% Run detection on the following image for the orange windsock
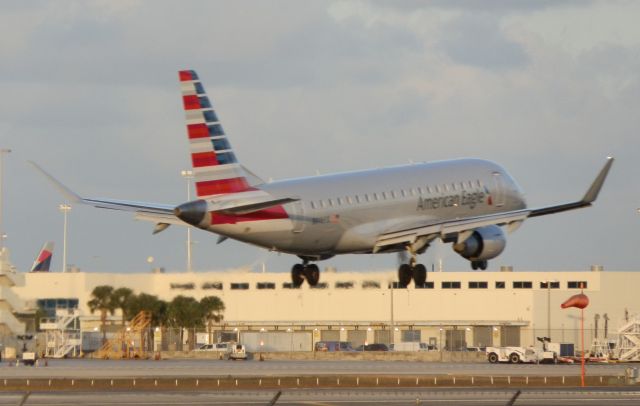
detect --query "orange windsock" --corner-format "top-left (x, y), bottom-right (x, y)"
top-left (561, 293), bottom-right (589, 309)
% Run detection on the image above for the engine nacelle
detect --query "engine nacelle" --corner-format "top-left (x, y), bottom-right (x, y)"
top-left (453, 225), bottom-right (506, 261)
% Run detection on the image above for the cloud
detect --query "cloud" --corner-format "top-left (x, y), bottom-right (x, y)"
top-left (1, 0), bottom-right (639, 274)
top-left (437, 14), bottom-right (530, 70)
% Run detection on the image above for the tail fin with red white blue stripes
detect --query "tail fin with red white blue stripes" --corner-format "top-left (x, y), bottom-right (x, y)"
top-left (179, 70), bottom-right (254, 199)
top-left (30, 241), bottom-right (54, 272)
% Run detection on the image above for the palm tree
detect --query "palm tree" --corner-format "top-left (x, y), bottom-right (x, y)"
top-left (112, 287), bottom-right (134, 326)
top-left (167, 295), bottom-right (204, 350)
top-left (128, 293), bottom-right (168, 327)
top-left (88, 285), bottom-right (116, 344)
top-left (200, 296), bottom-right (225, 344)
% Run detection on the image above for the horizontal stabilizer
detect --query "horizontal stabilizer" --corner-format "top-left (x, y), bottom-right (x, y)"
top-left (208, 196), bottom-right (298, 215)
top-left (30, 162), bottom-right (176, 215)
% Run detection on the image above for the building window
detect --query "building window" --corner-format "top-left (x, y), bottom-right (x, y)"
top-left (37, 298), bottom-right (79, 318)
top-left (310, 282), bottom-right (328, 289)
top-left (468, 281), bottom-right (488, 289)
top-left (170, 283), bottom-right (195, 290)
top-left (335, 281), bottom-right (354, 289)
top-left (513, 281), bottom-right (533, 289)
top-left (256, 282), bottom-right (275, 290)
top-left (415, 282), bottom-right (434, 289)
top-left (362, 281), bottom-right (380, 289)
top-left (540, 281), bottom-right (560, 289)
top-left (402, 330), bottom-right (421, 342)
top-left (230, 283), bottom-right (250, 290)
top-left (202, 282), bottom-right (223, 290)
top-left (495, 281), bottom-right (505, 289)
top-left (568, 281), bottom-right (588, 289)
top-left (282, 282), bottom-right (300, 289)
top-left (442, 281), bottom-right (461, 289)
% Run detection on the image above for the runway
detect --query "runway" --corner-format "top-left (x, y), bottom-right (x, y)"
top-left (0, 359), bottom-right (629, 379)
top-left (1, 388), bottom-right (640, 406)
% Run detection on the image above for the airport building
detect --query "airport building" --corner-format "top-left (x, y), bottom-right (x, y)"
top-left (2, 248), bottom-right (638, 354)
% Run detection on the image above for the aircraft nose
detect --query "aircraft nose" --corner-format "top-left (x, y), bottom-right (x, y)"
top-left (174, 199), bottom-right (207, 226)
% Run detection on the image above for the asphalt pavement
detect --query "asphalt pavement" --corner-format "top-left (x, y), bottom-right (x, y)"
top-left (1, 388), bottom-right (640, 406)
top-left (0, 359), bottom-right (630, 379)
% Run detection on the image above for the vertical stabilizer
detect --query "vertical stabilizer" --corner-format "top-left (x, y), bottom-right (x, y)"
top-left (30, 242), bottom-right (54, 272)
top-left (179, 70), bottom-right (253, 198)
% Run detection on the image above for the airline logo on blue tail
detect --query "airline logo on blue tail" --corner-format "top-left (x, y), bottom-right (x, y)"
top-left (179, 69), bottom-right (250, 197)
top-left (31, 242), bottom-right (54, 272)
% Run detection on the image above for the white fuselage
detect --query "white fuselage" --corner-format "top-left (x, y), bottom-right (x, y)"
top-left (201, 159), bottom-right (526, 257)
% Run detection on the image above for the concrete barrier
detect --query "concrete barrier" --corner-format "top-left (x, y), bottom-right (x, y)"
top-left (159, 350), bottom-right (486, 362)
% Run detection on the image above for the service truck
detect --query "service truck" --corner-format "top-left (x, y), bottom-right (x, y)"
top-left (486, 346), bottom-right (540, 364)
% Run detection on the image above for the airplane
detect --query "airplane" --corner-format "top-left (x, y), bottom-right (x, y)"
top-left (32, 70), bottom-right (614, 288)
top-left (30, 241), bottom-right (54, 272)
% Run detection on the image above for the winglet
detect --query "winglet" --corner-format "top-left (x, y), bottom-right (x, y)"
top-left (581, 156), bottom-right (614, 204)
top-left (29, 161), bottom-right (83, 203)
top-left (529, 156), bottom-right (615, 218)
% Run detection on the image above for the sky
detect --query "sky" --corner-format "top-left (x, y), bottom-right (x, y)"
top-left (1, 0), bottom-right (639, 275)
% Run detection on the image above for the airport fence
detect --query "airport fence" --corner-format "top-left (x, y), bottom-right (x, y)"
top-left (106, 326), bottom-right (615, 355)
top-left (14, 326), bottom-right (616, 357)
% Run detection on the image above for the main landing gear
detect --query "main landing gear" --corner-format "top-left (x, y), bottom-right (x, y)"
top-left (397, 248), bottom-right (427, 288)
top-left (291, 262), bottom-right (320, 287)
top-left (471, 260), bottom-right (488, 270)
top-left (398, 263), bottom-right (427, 288)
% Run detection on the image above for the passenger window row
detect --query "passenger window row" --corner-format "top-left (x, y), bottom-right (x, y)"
top-left (308, 179), bottom-right (485, 210)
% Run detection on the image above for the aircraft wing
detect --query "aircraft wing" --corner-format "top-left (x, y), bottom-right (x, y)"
top-left (31, 161), bottom-right (296, 219)
top-left (373, 211), bottom-right (530, 252)
top-left (374, 157), bottom-right (613, 251)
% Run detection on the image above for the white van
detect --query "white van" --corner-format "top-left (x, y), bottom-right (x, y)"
top-left (390, 342), bottom-right (432, 352)
top-left (229, 344), bottom-right (247, 360)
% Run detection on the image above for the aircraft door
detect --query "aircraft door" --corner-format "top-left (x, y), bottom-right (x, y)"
top-left (289, 201), bottom-right (305, 233)
top-left (492, 172), bottom-right (506, 207)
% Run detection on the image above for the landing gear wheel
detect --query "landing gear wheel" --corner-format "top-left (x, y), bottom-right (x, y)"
top-left (398, 264), bottom-right (412, 288)
top-left (303, 264), bottom-right (320, 286)
top-left (291, 264), bottom-right (304, 287)
top-left (412, 264), bottom-right (427, 286)
top-left (471, 260), bottom-right (488, 271)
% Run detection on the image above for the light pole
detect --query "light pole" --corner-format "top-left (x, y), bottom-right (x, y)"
top-left (0, 148), bottom-right (11, 251)
top-left (59, 204), bottom-right (72, 272)
top-left (181, 170), bottom-right (194, 272)
top-left (543, 279), bottom-right (558, 338)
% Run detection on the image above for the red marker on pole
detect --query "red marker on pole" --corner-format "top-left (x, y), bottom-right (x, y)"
top-left (561, 286), bottom-right (589, 387)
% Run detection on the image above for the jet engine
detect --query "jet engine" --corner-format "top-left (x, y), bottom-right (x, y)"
top-left (453, 225), bottom-right (506, 261)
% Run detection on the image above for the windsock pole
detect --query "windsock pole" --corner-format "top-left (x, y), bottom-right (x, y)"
top-left (581, 283), bottom-right (585, 387)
